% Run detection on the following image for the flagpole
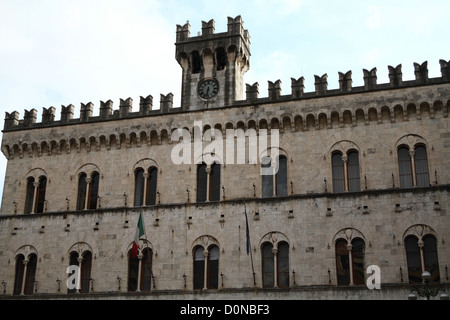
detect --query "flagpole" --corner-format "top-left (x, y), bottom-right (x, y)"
top-left (140, 209), bottom-right (154, 291)
top-left (142, 210), bottom-right (155, 291)
top-left (244, 204), bottom-right (256, 287)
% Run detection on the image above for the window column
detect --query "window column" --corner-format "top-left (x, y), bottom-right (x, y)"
top-left (417, 238), bottom-right (425, 274)
top-left (203, 249), bottom-right (209, 289)
top-left (76, 255), bottom-right (83, 293)
top-left (272, 247), bottom-right (279, 288)
top-left (19, 259), bottom-right (29, 295)
top-left (409, 150), bottom-right (417, 186)
top-left (136, 250), bottom-right (143, 292)
top-left (346, 242), bottom-right (354, 285)
top-left (142, 172), bottom-right (149, 206)
top-left (342, 155), bottom-right (349, 192)
top-left (205, 167), bottom-right (211, 202)
top-left (84, 178), bottom-right (91, 210)
top-left (31, 182), bottom-right (39, 214)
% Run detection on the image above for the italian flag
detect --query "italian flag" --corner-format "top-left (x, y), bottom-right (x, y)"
top-left (131, 212), bottom-right (145, 258)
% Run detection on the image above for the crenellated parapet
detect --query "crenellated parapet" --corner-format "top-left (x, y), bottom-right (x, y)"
top-left (175, 16), bottom-right (250, 77)
top-left (245, 59), bottom-right (450, 103)
top-left (3, 60), bottom-right (450, 133)
top-left (3, 93), bottom-right (176, 131)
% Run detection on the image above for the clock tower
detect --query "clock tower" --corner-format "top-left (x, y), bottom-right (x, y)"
top-left (175, 16), bottom-right (250, 110)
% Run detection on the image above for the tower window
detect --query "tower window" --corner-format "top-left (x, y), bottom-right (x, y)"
top-left (191, 51), bottom-right (202, 73)
top-left (216, 47), bottom-right (227, 70)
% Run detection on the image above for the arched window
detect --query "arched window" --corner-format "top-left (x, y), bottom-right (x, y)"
top-left (398, 146), bottom-right (413, 188)
top-left (261, 241), bottom-right (290, 288)
top-left (128, 246), bottom-right (152, 292)
top-left (414, 145), bottom-right (429, 187)
top-left (276, 156), bottom-right (288, 196)
top-left (347, 151), bottom-right (360, 192)
top-left (405, 234), bottom-right (440, 284)
top-left (405, 235), bottom-right (422, 284)
top-left (13, 253), bottom-right (37, 295)
top-left (423, 235), bottom-right (440, 283)
top-left (80, 251), bottom-right (92, 293)
top-left (193, 245), bottom-right (219, 289)
top-left (13, 254), bottom-right (25, 295)
top-left (24, 176), bottom-right (47, 214)
top-left (209, 163), bottom-right (221, 201)
top-left (216, 47), bottom-right (227, 71)
top-left (134, 167), bottom-right (158, 206)
top-left (277, 242), bottom-right (290, 288)
top-left (197, 162), bottom-right (221, 202)
top-left (191, 51), bottom-right (202, 73)
top-left (76, 172), bottom-right (100, 210)
top-left (332, 151), bottom-right (360, 193)
top-left (197, 163), bottom-right (207, 202)
top-left (335, 238), bottom-right (365, 285)
top-left (332, 153), bottom-right (345, 193)
top-left (147, 167), bottom-right (158, 205)
top-left (261, 155), bottom-right (287, 197)
top-left (262, 242), bottom-right (274, 288)
top-left (88, 173), bottom-right (99, 210)
top-left (207, 245), bottom-right (219, 289)
top-left (351, 238), bottom-right (365, 285)
top-left (76, 173), bottom-right (88, 210)
top-left (193, 246), bottom-right (205, 289)
top-left (24, 178), bottom-right (35, 214)
top-left (261, 157), bottom-right (273, 198)
top-left (134, 168), bottom-right (145, 206)
top-left (68, 250), bottom-right (92, 293)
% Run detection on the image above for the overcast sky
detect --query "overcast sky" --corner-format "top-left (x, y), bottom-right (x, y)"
top-left (0, 0), bottom-right (449, 208)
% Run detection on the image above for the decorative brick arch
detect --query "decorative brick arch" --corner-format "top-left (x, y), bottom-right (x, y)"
top-left (402, 224), bottom-right (437, 242)
top-left (395, 134), bottom-right (428, 150)
top-left (25, 168), bottom-right (47, 180)
top-left (191, 235), bottom-right (219, 252)
top-left (68, 242), bottom-right (93, 257)
top-left (133, 158), bottom-right (158, 171)
top-left (15, 244), bottom-right (38, 258)
top-left (76, 163), bottom-right (100, 178)
top-left (332, 227), bottom-right (366, 245)
top-left (329, 140), bottom-right (360, 157)
top-left (259, 231), bottom-right (290, 247)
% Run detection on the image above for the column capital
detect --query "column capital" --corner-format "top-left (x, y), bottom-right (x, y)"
top-left (417, 239), bottom-right (424, 248)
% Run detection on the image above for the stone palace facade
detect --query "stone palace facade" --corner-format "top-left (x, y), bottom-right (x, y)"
top-left (0, 16), bottom-right (449, 299)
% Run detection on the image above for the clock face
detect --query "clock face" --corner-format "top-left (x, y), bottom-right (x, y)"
top-left (197, 78), bottom-right (219, 100)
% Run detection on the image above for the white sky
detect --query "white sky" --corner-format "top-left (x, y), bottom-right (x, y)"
top-left (0, 0), bottom-right (449, 208)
